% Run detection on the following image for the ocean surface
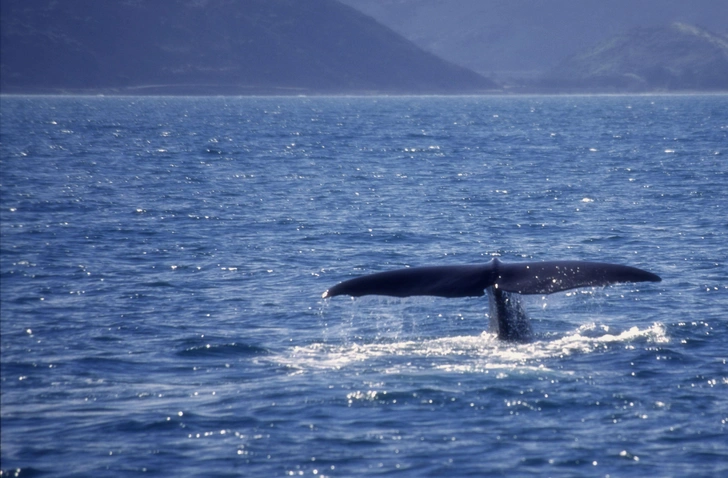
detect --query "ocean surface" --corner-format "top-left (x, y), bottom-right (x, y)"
top-left (1, 95), bottom-right (726, 477)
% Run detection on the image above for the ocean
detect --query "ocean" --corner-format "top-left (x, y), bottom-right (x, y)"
top-left (1, 95), bottom-right (726, 477)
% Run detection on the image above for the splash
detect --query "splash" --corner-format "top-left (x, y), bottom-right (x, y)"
top-left (276, 322), bottom-right (668, 374)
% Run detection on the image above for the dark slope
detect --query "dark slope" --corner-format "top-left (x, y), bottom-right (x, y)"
top-left (541, 23), bottom-right (728, 92)
top-left (341, 0), bottom-right (728, 85)
top-left (0, 0), bottom-right (496, 95)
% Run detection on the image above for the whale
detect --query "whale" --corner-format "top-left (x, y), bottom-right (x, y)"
top-left (322, 258), bottom-right (661, 341)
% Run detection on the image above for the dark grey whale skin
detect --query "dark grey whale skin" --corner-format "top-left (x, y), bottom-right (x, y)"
top-left (322, 258), bottom-right (661, 341)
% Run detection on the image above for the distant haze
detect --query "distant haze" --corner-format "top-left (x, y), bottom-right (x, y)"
top-left (340, 0), bottom-right (728, 81)
top-left (2, 0), bottom-right (726, 95)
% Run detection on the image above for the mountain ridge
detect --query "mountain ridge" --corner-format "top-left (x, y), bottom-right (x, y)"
top-left (540, 23), bottom-right (728, 92)
top-left (0, 0), bottom-right (497, 95)
top-left (340, 0), bottom-right (728, 88)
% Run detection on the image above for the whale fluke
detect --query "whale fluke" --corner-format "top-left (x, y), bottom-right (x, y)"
top-left (322, 258), bottom-right (661, 341)
top-left (322, 258), bottom-right (660, 299)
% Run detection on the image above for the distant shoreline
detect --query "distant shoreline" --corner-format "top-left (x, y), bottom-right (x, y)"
top-left (2, 88), bottom-right (727, 97)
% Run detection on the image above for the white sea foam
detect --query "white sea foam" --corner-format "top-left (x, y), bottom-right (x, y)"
top-left (277, 322), bottom-right (668, 374)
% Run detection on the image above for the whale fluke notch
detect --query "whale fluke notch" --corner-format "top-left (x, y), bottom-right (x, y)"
top-left (322, 258), bottom-right (660, 299)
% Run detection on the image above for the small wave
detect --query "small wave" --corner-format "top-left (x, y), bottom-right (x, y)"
top-left (178, 342), bottom-right (269, 358)
top-left (141, 280), bottom-right (175, 287)
top-left (0, 467), bottom-right (45, 477)
top-left (276, 323), bottom-right (668, 374)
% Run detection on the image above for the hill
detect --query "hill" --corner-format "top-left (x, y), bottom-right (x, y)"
top-left (541, 23), bottom-right (728, 92)
top-left (0, 0), bottom-right (496, 95)
top-left (340, 0), bottom-right (728, 87)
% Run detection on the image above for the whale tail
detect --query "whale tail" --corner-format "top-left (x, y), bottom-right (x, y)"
top-left (322, 258), bottom-right (661, 342)
top-left (322, 258), bottom-right (661, 299)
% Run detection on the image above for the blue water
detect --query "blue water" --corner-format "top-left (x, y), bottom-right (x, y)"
top-left (1, 95), bottom-right (727, 477)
